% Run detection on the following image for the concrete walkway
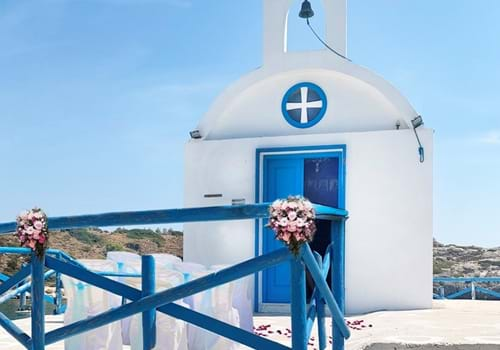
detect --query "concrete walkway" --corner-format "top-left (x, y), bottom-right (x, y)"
top-left (254, 300), bottom-right (500, 349)
top-left (345, 300), bottom-right (500, 350)
top-left (2, 300), bottom-right (500, 349)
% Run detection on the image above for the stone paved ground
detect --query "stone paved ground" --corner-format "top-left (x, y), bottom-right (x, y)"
top-left (2, 300), bottom-right (500, 349)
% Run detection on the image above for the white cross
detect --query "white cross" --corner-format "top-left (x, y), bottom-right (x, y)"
top-left (286, 87), bottom-right (323, 124)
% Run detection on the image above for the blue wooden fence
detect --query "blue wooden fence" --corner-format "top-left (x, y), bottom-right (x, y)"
top-left (0, 203), bottom-right (350, 350)
top-left (433, 277), bottom-right (500, 300)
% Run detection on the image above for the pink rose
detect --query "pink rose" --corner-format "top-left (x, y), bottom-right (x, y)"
top-left (34, 221), bottom-right (43, 230)
top-left (287, 210), bottom-right (297, 220)
top-left (287, 222), bottom-right (297, 232)
top-left (279, 218), bottom-right (288, 227)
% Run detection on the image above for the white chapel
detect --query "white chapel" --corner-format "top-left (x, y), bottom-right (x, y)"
top-left (183, 0), bottom-right (433, 314)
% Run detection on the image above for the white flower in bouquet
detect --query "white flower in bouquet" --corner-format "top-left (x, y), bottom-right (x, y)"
top-left (267, 196), bottom-right (316, 256)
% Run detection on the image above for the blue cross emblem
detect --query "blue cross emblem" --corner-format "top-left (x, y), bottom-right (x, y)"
top-left (281, 82), bottom-right (327, 128)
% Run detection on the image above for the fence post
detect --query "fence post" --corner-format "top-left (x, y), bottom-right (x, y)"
top-left (142, 255), bottom-right (156, 350)
top-left (439, 286), bottom-right (445, 299)
top-left (18, 290), bottom-right (27, 311)
top-left (54, 252), bottom-right (63, 314)
top-left (314, 253), bottom-right (327, 350)
top-left (471, 282), bottom-right (476, 300)
top-left (331, 219), bottom-right (346, 350)
top-left (117, 262), bottom-right (127, 306)
top-left (31, 252), bottom-right (45, 350)
top-left (291, 256), bottom-right (307, 350)
top-left (17, 263), bottom-right (28, 311)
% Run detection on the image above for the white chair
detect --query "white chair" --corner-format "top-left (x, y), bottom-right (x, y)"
top-left (211, 265), bottom-right (253, 332)
top-left (172, 263), bottom-right (214, 349)
top-left (61, 259), bottom-right (122, 350)
top-left (173, 262), bottom-right (206, 284)
top-left (183, 268), bottom-right (240, 350)
top-left (106, 251), bottom-right (141, 345)
top-left (207, 266), bottom-right (243, 350)
top-left (107, 251), bottom-right (141, 273)
top-left (151, 253), bottom-right (182, 268)
top-left (172, 262), bottom-right (207, 315)
top-left (107, 251), bottom-right (141, 278)
top-left (233, 277), bottom-right (253, 332)
top-left (186, 270), bottom-right (219, 350)
top-left (61, 276), bottom-right (86, 350)
top-left (128, 265), bottom-right (189, 350)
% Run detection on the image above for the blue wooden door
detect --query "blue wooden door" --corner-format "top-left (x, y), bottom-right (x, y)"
top-left (262, 157), bottom-right (303, 303)
top-left (262, 153), bottom-right (342, 304)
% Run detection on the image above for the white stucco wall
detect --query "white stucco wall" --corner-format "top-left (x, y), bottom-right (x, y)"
top-left (184, 128), bottom-right (433, 314)
top-left (197, 61), bottom-right (420, 141)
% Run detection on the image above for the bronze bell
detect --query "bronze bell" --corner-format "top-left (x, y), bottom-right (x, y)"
top-left (299, 0), bottom-right (314, 19)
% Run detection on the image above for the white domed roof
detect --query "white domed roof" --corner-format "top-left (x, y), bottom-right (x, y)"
top-left (195, 0), bottom-right (418, 140)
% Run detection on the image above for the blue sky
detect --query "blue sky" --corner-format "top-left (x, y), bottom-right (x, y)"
top-left (0, 1), bottom-right (499, 247)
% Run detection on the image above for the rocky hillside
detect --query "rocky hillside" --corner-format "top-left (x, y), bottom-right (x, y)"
top-left (0, 227), bottom-right (183, 276)
top-left (434, 239), bottom-right (500, 300)
top-left (433, 239), bottom-right (500, 277)
top-left (1, 232), bottom-right (498, 280)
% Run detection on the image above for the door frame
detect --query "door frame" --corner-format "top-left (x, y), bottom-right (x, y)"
top-left (254, 144), bottom-right (347, 313)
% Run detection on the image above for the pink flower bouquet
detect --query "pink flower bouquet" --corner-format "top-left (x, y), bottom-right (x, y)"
top-left (16, 208), bottom-right (49, 257)
top-left (267, 196), bottom-right (316, 256)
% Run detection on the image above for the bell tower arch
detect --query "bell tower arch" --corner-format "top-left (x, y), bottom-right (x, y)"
top-left (263, 0), bottom-right (347, 64)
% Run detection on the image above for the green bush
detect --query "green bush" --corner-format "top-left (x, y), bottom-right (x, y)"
top-left (115, 228), bottom-right (165, 246)
top-left (166, 229), bottom-right (183, 236)
top-left (105, 243), bottom-right (123, 252)
top-left (125, 242), bottom-right (141, 251)
top-left (67, 228), bottom-right (103, 245)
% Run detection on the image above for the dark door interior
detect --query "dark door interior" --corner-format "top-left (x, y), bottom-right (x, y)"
top-left (303, 157), bottom-right (340, 300)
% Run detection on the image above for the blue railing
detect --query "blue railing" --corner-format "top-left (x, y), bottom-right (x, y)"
top-left (0, 248), bottom-right (141, 314)
top-left (433, 277), bottom-right (500, 300)
top-left (0, 203), bottom-right (350, 350)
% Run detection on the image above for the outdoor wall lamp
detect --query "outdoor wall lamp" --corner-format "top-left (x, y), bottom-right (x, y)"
top-left (411, 116), bottom-right (425, 163)
top-left (189, 130), bottom-right (202, 139)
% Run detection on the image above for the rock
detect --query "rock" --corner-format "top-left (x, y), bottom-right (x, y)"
top-left (434, 240), bottom-right (500, 299)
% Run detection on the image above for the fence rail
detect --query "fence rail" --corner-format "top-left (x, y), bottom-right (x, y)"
top-left (0, 204), bottom-right (348, 234)
top-left (0, 203), bottom-right (350, 350)
top-left (433, 277), bottom-right (500, 300)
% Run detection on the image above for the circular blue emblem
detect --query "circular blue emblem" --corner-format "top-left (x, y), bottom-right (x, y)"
top-left (281, 82), bottom-right (327, 128)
